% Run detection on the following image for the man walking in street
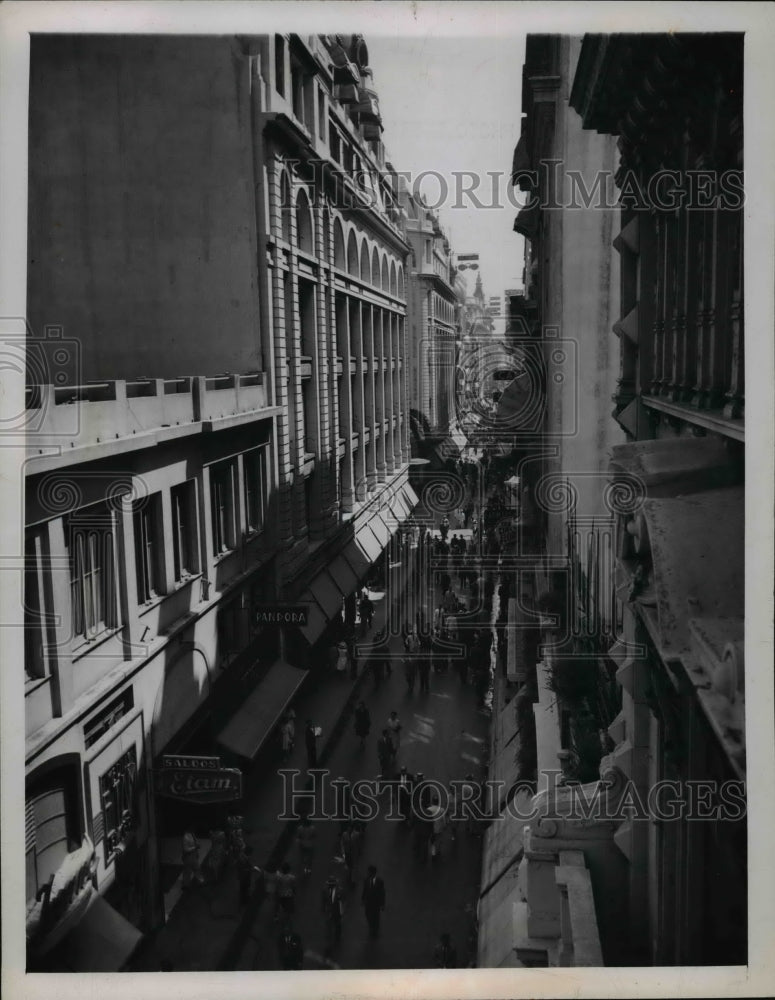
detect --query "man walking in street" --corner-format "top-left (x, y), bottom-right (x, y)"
top-left (433, 931), bottom-right (458, 968)
top-left (275, 861), bottom-right (298, 926)
top-left (296, 816), bottom-right (316, 876)
top-left (321, 875), bottom-right (345, 957)
top-left (395, 765), bottom-right (414, 825)
top-left (277, 926), bottom-right (304, 970)
top-left (377, 728), bottom-right (394, 778)
top-left (386, 710), bottom-right (402, 760)
top-left (361, 864), bottom-right (386, 939)
top-left (354, 700), bottom-right (371, 748)
top-left (236, 846), bottom-right (263, 906)
top-left (305, 719), bottom-right (319, 769)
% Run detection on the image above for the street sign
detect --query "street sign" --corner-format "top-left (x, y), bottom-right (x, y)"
top-left (254, 604), bottom-right (310, 625)
top-left (161, 754), bottom-right (221, 771)
top-left (156, 767), bottom-right (243, 803)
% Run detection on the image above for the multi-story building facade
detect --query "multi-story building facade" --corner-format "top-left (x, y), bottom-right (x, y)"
top-left (22, 32), bottom-right (417, 969)
top-left (399, 189), bottom-right (460, 461)
top-left (478, 33), bottom-right (746, 970)
top-left (253, 33), bottom-right (416, 648)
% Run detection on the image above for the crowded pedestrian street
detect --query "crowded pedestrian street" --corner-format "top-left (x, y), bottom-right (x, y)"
top-left (235, 632), bottom-right (490, 970)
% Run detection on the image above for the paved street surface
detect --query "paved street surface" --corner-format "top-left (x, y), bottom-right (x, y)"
top-left (234, 627), bottom-right (489, 971)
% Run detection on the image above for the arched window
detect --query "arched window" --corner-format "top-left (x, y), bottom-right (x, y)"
top-left (280, 171), bottom-right (292, 243)
top-left (371, 247), bottom-right (380, 288)
top-left (381, 256), bottom-right (389, 292)
top-left (295, 188), bottom-right (313, 254)
top-left (333, 217), bottom-right (346, 270)
top-left (398, 265), bottom-right (405, 299)
top-left (390, 261), bottom-right (397, 296)
top-left (347, 230), bottom-right (359, 275)
top-left (360, 241), bottom-right (371, 283)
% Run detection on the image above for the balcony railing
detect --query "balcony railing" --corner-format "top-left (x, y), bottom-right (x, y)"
top-left (26, 373), bottom-right (268, 456)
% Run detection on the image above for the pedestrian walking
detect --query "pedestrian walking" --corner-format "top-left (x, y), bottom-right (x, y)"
top-left (305, 719), bottom-right (320, 768)
top-left (339, 822), bottom-right (361, 887)
top-left (403, 656), bottom-right (416, 694)
top-left (418, 654), bottom-right (431, 693)
top-left (429, 797), bottom-right (447, 860)
top-left (236, 846), bottom-right (263, 905)
top-left (361, 865), bottom-right (386, 939)
top-left (321, 875), bottom-right (345, 955)
top-left (386, 710), bottom-right (402, 758)
top-left (433, 931), bottom-right (458, 968)
top-left (377, 729), bottom-right (394, 778)
top-left (280, 710), bottom-right (295, 760)
top-left (395, 765), bottom-right (414, 825)
top-left (296, 816), bottom-right (316, 875)
top-left (203, 827), bottom-right (227, 882)
top-left (358, 593), bottom-right (374, 633)
top-left (181, 830), bottom-right (204, 888)
top-left (277, 927), bottom-right (304, 970)
top-left (440, 516), bottom-right (450, 542)
top-left (354, 700), bottom-right (371, 748)
top-left (275, 861), bottom-right (297, 926)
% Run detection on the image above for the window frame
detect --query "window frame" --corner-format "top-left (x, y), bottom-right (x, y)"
top-left (242, 447), bottom-right (267, 537)
top-left (210, 460), bottom-right (237, 557)
top-left (133, 493), bottom-right (164, 606)
top-left (171, 480), bottom-right (200, 583)
top-left (68, 505), bottom-right (119, 645)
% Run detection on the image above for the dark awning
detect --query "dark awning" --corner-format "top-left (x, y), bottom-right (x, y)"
top-left (57, 895), bottom-right (142, 971)
top-left (513, 202), bottom-right (539, 240)
top-left (510, 133), bottom-right (532, 189)
top-left (216, 659), bottom-right (306, 760)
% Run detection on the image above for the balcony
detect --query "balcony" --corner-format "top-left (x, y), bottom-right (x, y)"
top-left (26, 372), bottom-right (270, 463)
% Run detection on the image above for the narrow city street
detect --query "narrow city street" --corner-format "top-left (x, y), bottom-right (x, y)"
top-left (235, 650), bottom-right (489, 970)
top-left (231, 488), bottom-right (495, 971)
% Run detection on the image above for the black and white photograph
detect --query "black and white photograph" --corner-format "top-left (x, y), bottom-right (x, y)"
top-left (1, 3), bottom-right (773, 999)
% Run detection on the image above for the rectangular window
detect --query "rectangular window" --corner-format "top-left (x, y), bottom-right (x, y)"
top-left (329, 121), bottom-right (341, 163)
top-left (425, 240), bottom-right (432, 264)
top-left (100, 745), bottom-right (137, 867)
top-left (133, 494), bottom-right (163, 604)
top-left (171, 481), bottom-right (199, 582)
top-left (25, 532), bottom-right (46, 681)
top-left (210, 461), bottom-right (236, 555)
top-left (243, 448), bottom-right (267, 535)
top-left (291, 63), bottom-right (304, 123)
top-left (274, 35), bottom-right (285, 96)
top-left (69, 506), bottom-right (118, 642)
top-left (317, 85), bottom-right (326, 140)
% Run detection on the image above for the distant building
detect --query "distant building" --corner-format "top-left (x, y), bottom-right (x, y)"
top-left (398, 187), bottom-right (461, 461)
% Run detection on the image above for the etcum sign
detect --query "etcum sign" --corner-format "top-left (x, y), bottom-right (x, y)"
top-left (254, 604), bottom-right (310, 625)
top-left (156, 767), bottom-right (243, 804)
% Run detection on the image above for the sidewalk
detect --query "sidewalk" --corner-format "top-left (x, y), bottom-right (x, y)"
top-left (128, 590), bottom-right (391, 972)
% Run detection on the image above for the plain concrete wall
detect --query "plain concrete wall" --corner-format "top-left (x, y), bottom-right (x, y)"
top-left (28, 35), bottom-right (262, 383)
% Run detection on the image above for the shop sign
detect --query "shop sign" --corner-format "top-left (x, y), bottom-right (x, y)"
top-left (156, 767), bottom-right (243, 804)
top-left (254, 604), bottom-right (310, 625)
top-left (161, 754), bottom-right (221, 771)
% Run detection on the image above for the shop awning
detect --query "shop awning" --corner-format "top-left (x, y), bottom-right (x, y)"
top-left (57, 895), bottom-right (142, 971)
top-left (296, 490), bottom-right (418, 645)
top-left (216, 659), bottom-right (307, 760)
top-left (354, 520), bottom-right (383, 563)
top-left (307, 568), bottom-right (345, 621)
